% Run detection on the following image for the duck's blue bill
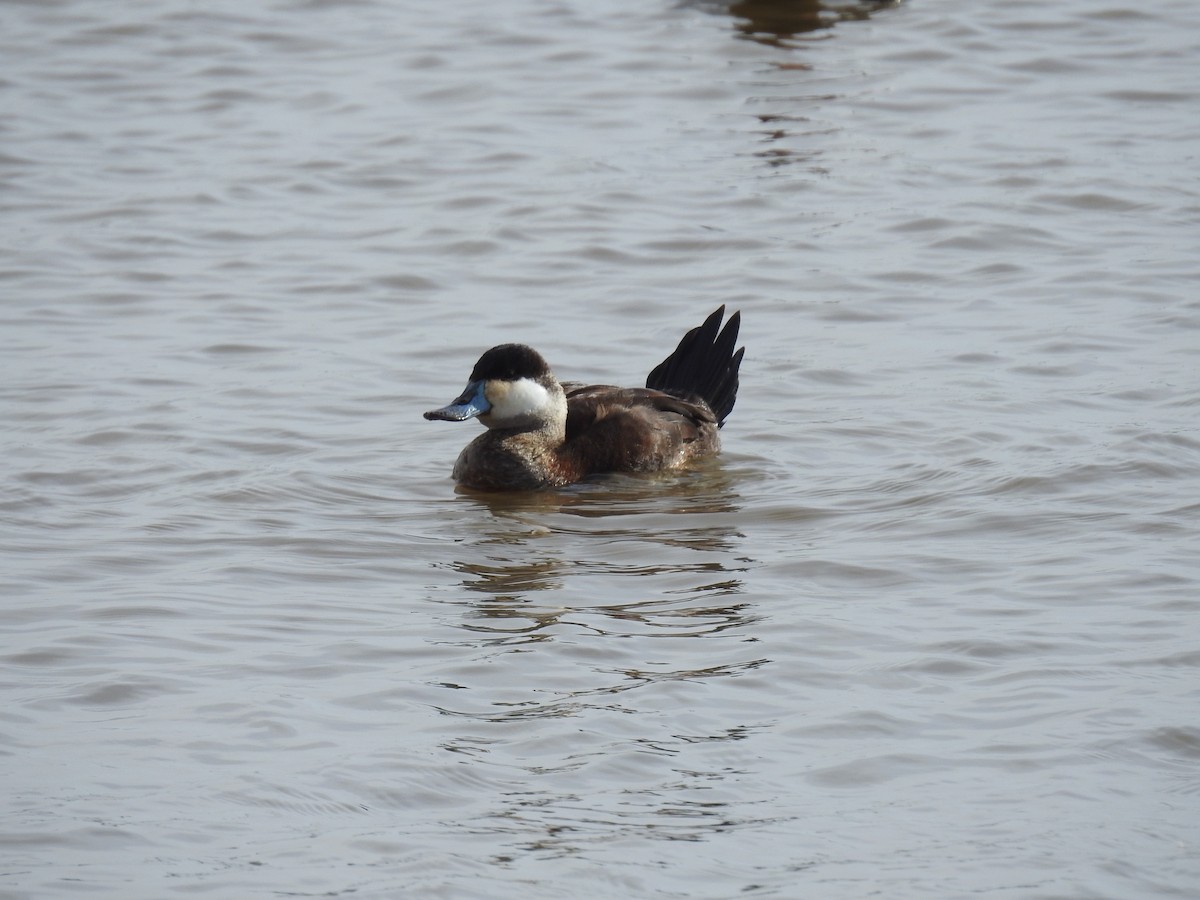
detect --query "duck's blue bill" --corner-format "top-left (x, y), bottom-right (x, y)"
top-left (424, 380), bottom-right (490, 421)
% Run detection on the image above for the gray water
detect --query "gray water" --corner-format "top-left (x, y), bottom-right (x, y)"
top-left (3, 0), bottom-right (1199, 897)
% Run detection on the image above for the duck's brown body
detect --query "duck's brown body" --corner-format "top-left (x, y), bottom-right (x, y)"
top-left (425, 307), bottom-right (743, 491)
top-left (449, 384), bottom-right (723, 490)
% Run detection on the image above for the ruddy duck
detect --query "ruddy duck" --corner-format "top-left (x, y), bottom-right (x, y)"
top-left (424, 306), bottom-right (744, 491)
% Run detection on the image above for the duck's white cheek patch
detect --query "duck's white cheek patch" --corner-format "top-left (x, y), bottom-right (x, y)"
top-left (487, 378), bottom-right (551, 420)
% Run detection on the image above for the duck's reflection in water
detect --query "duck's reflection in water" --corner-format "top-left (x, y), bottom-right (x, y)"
top-left (444, 464), bottom-right (756, 643)
top-left (436, 463), bottom-right (764, 668)
top-left (685, 0), bottom-right (899, 48)
top-left (429, 466), bottom-right (781, 851)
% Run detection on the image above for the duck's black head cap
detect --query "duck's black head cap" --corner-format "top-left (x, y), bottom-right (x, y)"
top-left (469, 343), bottom-right (552, 382)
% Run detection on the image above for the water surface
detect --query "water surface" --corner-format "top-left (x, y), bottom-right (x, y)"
top-left (2, 0), bottom-right (1199, 897)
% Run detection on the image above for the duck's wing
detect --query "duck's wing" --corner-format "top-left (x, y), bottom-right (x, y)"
top-left (564, 385), bottom-right (716, 443)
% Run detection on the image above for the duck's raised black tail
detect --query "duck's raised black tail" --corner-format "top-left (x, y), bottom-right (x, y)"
top-left (645, 306), bottom-right (744, 428)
